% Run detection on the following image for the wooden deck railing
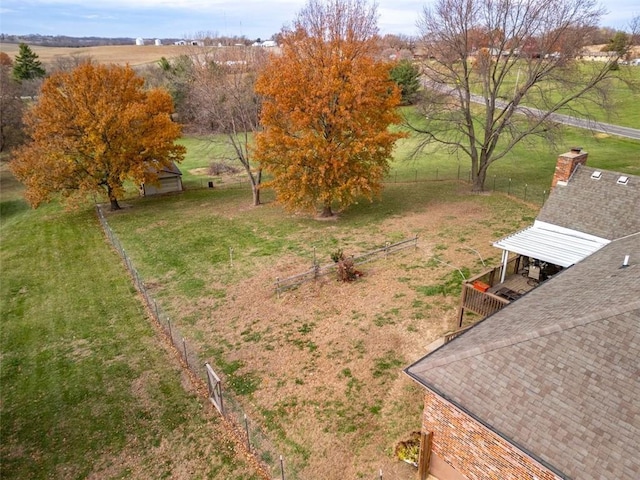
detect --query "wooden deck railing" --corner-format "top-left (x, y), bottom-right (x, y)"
top-left (443, 324), bottom-right (475, 343)
top-left (456, 257), bottom-right (521, 327)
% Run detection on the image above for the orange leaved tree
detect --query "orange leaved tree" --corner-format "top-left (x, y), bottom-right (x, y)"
top-left (254, 0), bottom-right (405, 217)
top-left (10, 63), bottom-right (185, 210)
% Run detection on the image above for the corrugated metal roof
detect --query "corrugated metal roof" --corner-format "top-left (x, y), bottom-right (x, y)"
top-left (493, 220), bottom-right (610, 267)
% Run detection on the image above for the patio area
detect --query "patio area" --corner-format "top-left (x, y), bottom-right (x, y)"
top-left (456, 255), bottom-right (561, 327)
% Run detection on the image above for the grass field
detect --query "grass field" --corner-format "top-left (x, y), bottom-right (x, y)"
top-left (0, 163), bottom-right (262, 480)
top-left (0, 42), bottom-right (196, 67)
top-left (181, 124), bottom-right (640, 204)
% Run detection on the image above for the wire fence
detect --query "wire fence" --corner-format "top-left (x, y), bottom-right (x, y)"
top-left (96, 205), bottom-right (293, 480)
top-left (188, 166), bottom-right (550, 206)
top-left (385, 166), bottom-right (549, 206)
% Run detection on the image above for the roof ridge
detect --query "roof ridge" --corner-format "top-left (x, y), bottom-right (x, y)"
top-left (423, 300), bottom-right (640, 369)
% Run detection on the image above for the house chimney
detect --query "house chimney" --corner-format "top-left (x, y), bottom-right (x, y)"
top-left (551, 147), bottom-right (588, 188)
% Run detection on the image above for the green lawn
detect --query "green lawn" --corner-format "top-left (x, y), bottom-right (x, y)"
top-left (0, 164), bottom-right (260, 480)
top-left (471, 61), bottom-right (640, 129)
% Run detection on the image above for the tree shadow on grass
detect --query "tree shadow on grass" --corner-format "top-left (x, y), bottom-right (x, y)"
top-left (0, 199), bottom-right (29, 222)
top-left (338, 180), bottom-right (467, 225)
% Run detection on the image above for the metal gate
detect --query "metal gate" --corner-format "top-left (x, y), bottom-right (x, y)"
top-left (204, 363), bottom-right (224, 415)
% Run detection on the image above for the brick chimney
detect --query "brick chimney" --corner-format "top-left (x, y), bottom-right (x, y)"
top-left (551, 147), bottom-right (588, 188)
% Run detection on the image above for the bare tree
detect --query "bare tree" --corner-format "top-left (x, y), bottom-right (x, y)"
top-left (411, 0), bottom-right (638, 191)
top-left (187, 47), bottom-right (265, 205)
top-left (48, 53), bottom-right (93, 73)
top-left (0, 60), bottom-right (24, 152)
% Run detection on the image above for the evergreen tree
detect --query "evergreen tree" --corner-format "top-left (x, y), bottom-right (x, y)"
top-left (390, 60), bottom-right (421, 105)
top-left (12, 43), bottom-right (46, 82)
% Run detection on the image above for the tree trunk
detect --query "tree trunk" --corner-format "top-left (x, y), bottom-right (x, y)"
top-left (252, 185), bottom-right (261, 206)
top-left (472, 174), bottom-right (486, 192)
top-left (107, 185), bottom-right (121, 211)
top-left (472, 162), bottom-right (489, 192)
top-left (320, 203), bottom-right (333, 217)
top-left (251, 169), bottom-right (262, 206)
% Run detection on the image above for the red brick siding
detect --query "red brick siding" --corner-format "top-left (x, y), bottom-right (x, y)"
top-left (422, 390), bottom-right (563, 480)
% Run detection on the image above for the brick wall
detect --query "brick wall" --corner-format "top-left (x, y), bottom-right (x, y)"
top-left (551, 149), bottom-right (588, 188)
top-left (422, 390), bottom-right (563, 480)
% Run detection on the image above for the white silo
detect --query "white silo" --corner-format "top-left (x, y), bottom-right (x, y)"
top-left (135, 37), bottom-right (145, 46)
top-left (155, 39), bottom-right (162, 46)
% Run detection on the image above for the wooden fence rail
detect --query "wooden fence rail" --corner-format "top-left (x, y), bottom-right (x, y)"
top-left (275, 236), bottom-right (419, 295)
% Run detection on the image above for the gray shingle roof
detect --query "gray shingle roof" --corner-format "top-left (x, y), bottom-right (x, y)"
top-left (406, 234), bottom-right (640, 480)
top-left (538, 165), bottom-right (640, 240)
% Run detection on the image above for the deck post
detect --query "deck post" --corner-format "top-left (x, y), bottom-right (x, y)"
top-left (418, 431), bottom-right (433, 480)
top-left (500, 249), bottom-right (509, 283)
top-left (457, 284), bottom-right (468, 327)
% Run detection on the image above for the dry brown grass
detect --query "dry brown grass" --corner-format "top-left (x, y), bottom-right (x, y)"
top-left (0, 42), bottom-right (195, 67)
top-left (116, 182), bottom-right (537, 479)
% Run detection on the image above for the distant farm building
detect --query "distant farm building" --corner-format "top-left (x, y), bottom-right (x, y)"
top-left (155, 39), bottom-right (162, 46)
top-left (140, 163), bottom-right (183, 196)
top-left (135, 38), bottom-right (144, 46)
top-left (174, 40), bottom-right (204, 47)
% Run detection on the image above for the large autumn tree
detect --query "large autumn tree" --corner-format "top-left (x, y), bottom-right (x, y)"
top-left (10, 63), bottom-right (185, 210)
top-left (254, 0), bottom-right (404, 217)
top-left (412, 0), bottom-right (638, 191)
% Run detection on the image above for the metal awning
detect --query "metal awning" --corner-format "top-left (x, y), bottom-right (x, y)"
top-left (493, 220), bottom-right (610, 268)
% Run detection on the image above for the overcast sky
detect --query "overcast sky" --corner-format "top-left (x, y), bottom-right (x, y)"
top-left (1, 0), bottom-right (637, 40)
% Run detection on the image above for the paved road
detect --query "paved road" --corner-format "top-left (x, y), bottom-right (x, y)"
top-left (471, 93), bottom-right (640, 140)
top-left (427, 81), bottom-right (640, 140)
top-left (541, 111), bottom-right (640, 140)
top-left (492, 97), bottom-right (640, 141)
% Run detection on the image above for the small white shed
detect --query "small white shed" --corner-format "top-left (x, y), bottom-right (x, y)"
top-left (141, 163), bottom-right (183, 196)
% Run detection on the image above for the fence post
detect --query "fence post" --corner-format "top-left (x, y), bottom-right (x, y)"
top-left (508, 178), bottom-right (512, 196)
top-left (244, 414), bottom-right (251, 450)
top-left (167, 318), bottom-right (173, 341)
top-left (313, 247), bottom-right (319, 279)
top-left (542, 190), bottom-right (547, 205)
top-left (280, 455), bottom-right (285, 480)
top-left (524, 183), bottom-right (528, 201)
top-left (182, 337), bottom-right (188, 367)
